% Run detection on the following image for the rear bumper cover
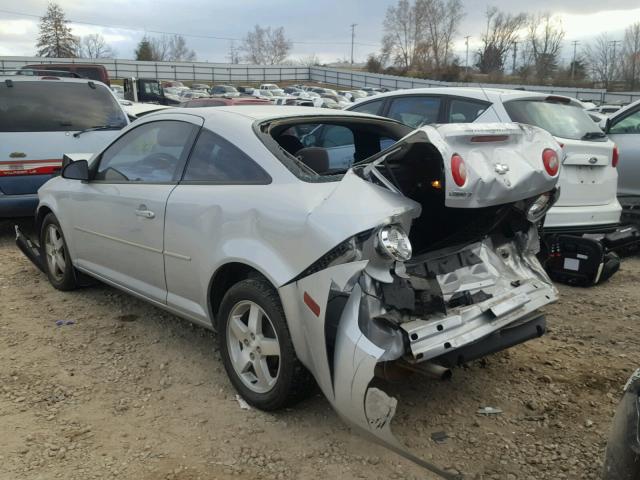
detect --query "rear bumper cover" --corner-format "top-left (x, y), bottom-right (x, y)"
top-left (543, 200), bottom-right (621, 231)
top-left (0, 194), bottom-right (39, 218)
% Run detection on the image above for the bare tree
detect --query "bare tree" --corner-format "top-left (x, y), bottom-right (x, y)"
top-left (476, 7), bottom-right (527, 74)
top-left (79, 33), bottom-right (115, 59)
top-left (381, 0), bottom-right (422, 70)
top-left (144, 35), bottom-right (195, 62)
top-left (420, 0), bottom-right (465, 71)
top-left (168, 35), bottom-right (196, 61)
top-left (621, 22), bottom-right (640, 90)
top-left (526, 13), bottom-right (564, 82)
top-left (241, 25), bottom-right (292, 64)
top-left (227, 40), bottom-right (240, 64)
top-left (36, 2), bottom-right (78, 58)
top-left (294, 54), bottom-right (321, 67)
top-left (149, 35), bottom-right (171, 61)
top-left (584, 33), bottom-right (618, 88)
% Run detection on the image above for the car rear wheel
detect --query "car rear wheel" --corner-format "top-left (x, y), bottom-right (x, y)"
top-left (218, 277), bottom-right (314, 410)
top-left (40, 213), bottom-right (78, 291)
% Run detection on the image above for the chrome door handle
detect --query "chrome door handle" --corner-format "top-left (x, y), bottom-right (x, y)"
top-left (135, 206), bottom-right (155, 218)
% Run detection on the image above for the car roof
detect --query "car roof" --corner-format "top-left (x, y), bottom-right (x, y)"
top-left (150, 105), bottom-right (379, 122)
top-left (0, 75), bottom-right (110, 86)
top-left (357, 86), bottom-right (571, 103)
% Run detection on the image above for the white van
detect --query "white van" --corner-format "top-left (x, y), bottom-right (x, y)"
top-left (0, 73), bottom-right (128, 217)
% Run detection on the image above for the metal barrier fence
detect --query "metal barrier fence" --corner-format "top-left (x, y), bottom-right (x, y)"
top-left (2, 56), bottom-right (639, 104)
top-left (309, 67), bottom-right (637, 104)
top-left (0, 56), bottom-right (309, 83)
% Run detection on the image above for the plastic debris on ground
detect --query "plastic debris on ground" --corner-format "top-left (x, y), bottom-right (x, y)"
top-left (430, 431), bottom-right (448, 444)
top-left (55, 320), bottom-right (75, 327)
top-left (477, 406), bottom-right (503, 416)
top-left (235, 394), bottom-right (252, 411)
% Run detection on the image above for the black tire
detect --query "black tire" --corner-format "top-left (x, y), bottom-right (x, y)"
top-left (40, 213), bottom-right (79, 291)
top-left (218, 277), bottom-right (314, 410)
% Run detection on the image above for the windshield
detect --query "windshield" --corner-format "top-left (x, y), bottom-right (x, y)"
top-left (504, 99), bottom-right (601, 140)
top-left (0, 81), bottom-right (127, 133)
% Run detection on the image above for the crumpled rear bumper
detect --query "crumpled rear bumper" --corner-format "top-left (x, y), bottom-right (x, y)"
top-left (279, 227), bottom-right (556, 478)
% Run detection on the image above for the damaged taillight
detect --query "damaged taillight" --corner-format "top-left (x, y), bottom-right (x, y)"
top-left (451, 154), bottom-right (467, 187)
top-left (612, 146), bottom-right (619, 168)
top-left (542, 149), bottom-right (559, 176)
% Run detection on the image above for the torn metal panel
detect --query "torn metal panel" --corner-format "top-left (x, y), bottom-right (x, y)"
top-left (281, 265), bottom-right (463, 479)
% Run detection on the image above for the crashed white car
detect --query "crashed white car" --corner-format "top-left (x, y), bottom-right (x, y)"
top-left (17, 106), bottom-right (560, 471)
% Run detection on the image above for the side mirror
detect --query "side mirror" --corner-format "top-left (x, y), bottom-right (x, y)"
top-left (62, 159), bottom-right (89, 181)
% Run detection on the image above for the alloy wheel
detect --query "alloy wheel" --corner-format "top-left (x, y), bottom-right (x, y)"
top-left (44, 224), bottom-right (66, 282)
top-left (226, 300), bottom-right (281, 394)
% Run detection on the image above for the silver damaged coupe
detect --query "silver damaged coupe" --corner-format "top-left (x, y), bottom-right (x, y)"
top-left (17, 106), bottom-right (561, 474)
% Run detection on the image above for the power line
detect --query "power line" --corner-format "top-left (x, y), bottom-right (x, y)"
top-left (0, 7), bottom-right (381, 48)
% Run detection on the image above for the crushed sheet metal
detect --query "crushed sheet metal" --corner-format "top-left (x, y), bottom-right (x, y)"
top-left (332, 282), bottom-right (463, 480)
top-left (281, 263), bottom-right (464, 480)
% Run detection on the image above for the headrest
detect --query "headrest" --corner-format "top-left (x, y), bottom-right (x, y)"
top-left (278, 134), bottom-right (304, 155)
top-left (296, 147), bottom-right (330, 174)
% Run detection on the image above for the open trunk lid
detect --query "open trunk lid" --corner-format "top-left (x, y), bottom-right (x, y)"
top-left (362, 122), bottom-right (561, 209)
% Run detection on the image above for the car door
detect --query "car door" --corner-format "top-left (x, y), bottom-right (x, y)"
top-left (163, 128), bottom-right (272, 325)
top-left (607, 105), bottom-right (640, 197)
top-left (67, 115), bottom-right (201, 303)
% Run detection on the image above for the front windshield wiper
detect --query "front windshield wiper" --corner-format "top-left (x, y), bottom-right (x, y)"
top-left (73, 124), bottom-right (124, 138)
top-left (581, 131), bottom-right (606, 140)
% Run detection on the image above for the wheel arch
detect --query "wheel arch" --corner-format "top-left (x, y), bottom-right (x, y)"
top-left (208, 261), bottom-right (279, 329)
top-left (35, 205), bottom-right (54, 233)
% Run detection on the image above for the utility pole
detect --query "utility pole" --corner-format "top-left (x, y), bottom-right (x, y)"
top-left (512, 40), bottom-right (518, 75)
top-left (571, 40), bottom-right (579, 81)
top-left (610, 40), bottom-right (622, 82)
top-left (464, 35), bottom-right (470, 75)
top-left (350, 23), bottom-right (357, 66)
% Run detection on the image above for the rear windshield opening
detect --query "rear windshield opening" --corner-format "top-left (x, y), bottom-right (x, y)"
top-left (0, 81), bottom-right (127, 133)
top-left (504, 99), bottom-right (603, 141)
top-left (259, 118), bottom-right (411, 182)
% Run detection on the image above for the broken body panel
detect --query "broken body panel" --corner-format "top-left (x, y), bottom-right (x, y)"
top-left (275, 123), bottom-right (559, 476)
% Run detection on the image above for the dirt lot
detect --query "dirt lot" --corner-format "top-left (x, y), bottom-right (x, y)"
top-left (1, 219), bottom-right (639, 480)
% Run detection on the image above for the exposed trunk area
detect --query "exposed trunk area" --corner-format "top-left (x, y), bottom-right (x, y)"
top-left (375, 141), bottom-right (531, 255)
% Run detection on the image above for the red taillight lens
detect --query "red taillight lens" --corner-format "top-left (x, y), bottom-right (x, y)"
top-left (542, 149), bottom-right (559, 176)
top-left (612, 146), bottom-right (619, 168)
top-left (451, 154), bottom-right (467, 187)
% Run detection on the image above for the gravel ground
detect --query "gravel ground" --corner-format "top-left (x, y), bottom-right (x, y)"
top-left (1, 218), bottom-right (639, 480)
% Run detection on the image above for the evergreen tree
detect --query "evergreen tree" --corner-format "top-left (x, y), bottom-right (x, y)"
top-left (135, 37), bottom-right (153, 61)
top-left (36, 3), bottom-right (78, 58)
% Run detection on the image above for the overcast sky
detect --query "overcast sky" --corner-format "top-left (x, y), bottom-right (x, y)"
top-left (0, 0), bottom-right (639, 63)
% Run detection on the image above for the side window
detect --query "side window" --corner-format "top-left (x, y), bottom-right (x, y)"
top-left (387, 96), bottom-right (441, 128)
top-left (319, 125), bottom-right (354, 148)
top-left (95, 121), bottom-right (196, 183)
top-left (448, 98), bottom-right (489, 123)
top-left (609, 109), bottom-right (640, 134)
top-left (183, 130), bottom-right (270, 184)
top-left (350, 99), bottom-right (384, 116)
